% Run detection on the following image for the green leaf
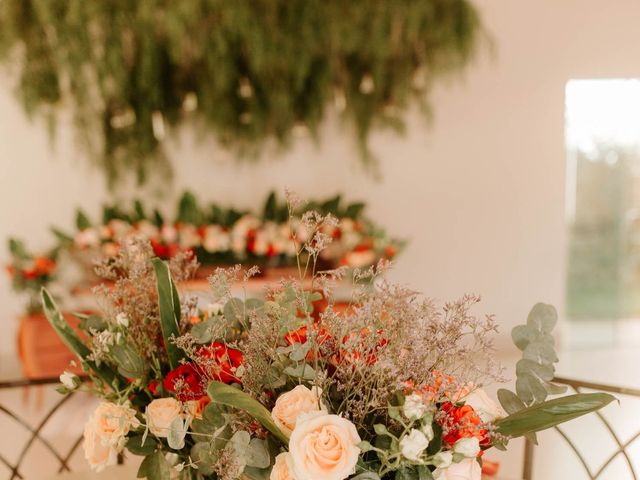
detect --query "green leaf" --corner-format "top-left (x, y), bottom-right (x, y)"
top-left (191, 319), bottom-right (214, 344)
top-left (111, 344), bottom-right (146, 378)
top-left (126, 435), bottom-right (158, 456)
top-left (527, 303), bottom-right (557, 332)
top-left (516, 373), bottom-right (547, 404)
top-left (508, 303), bottom-right (565, 407)
top-left (190, 442), bottom-right (217, 476)
top-left (167, 417), bottom-right (188, 450)
top-left (76, 209), bottom-right (91, 230)
top-left (516, 359), bottom-right (554, 382)
top-left (137, 451), bottom-right (170, 480)
top-left (263, 191), bottom-right (278, 221)
top-left (75, 313), bottom-right (108, 332)
top-left (8, 238), bottom-right (29, 260)
top-left (394, 467), bottom-right (419, 480)
top-left (345, 202), bottom-right (366, 219)
top-left (321, 194), bottom-right (341, 214)
top-left (177, 191), bottom-right (203, 225)
top-left (245, 438), bottom-right (271, 469)
top-left (151, 259), bottom-right (185, 369)
top-left (497, 388), bottom-right (526, 415)
top-left (208, 381), bottom-right (288, 444)
top-left (417, 466), bottom-right (435, 480)
top-left (283, 363), bottom-right (317, 381)
top-left (133, 200), bottom-right (146, 222)
top-left (245, 298), bottom-right (265, 315)
top-left (153, 209), bottom-right (164, 227)
top-left (351, 473), bottom-right (382, 480)
top-left (50, 227), bottom-right (73, 244)
top-left (523, 341), bottom-right (558, 364)
top-left (41, 288), bottom-right (119, 387)
top-left (289, 342), bottom-right (311, 362)
top-left (511, 325), bottom-right (534, 351)
top-left (496, 393), bottom-right (616, 438)
top-left (243, 467), bottom-right (272, 480)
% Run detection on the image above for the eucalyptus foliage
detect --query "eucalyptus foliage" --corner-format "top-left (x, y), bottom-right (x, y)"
top-left (0, 0), bottom-right (483, 186)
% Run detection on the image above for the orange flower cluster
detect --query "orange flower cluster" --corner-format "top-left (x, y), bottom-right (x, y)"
top-left (404, 371), bottom-right (471, 403)
top-left (439, 402), bottom-right (489, 448)
top-left (6, 256), bottom-right (56, 280)
top-left (284, 324), bottom-right (387, 368)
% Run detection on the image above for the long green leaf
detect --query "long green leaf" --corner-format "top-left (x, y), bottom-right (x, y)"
top-left (496, 392), bottom-right (616, 438)
top-left (41, 288), bottom-right (118, 387)
top-left (208, 381), bottom-right (288, 444)
top-left (151, 259), bottom-right (185, 369)
top-left (137, 450), bottom-right (170, 480)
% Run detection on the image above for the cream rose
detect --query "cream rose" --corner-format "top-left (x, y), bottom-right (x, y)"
top-left (434, 458), bottom-right (481, 480)
top-left (461, 388), bottom-right (505, 423)
top-left (270, 452), bottom-right (296, 480)
top-left (91, 402), bottom-right (139, 447)
top-left (400, 429), bottom-right (430, 461)
top-left (146, 397), bottom-right (183, 437)
top-left (453, 437), bottom-right (480, 458)
top-left (403, 393), bottom-right (429, 420)
top-left (289, 413), bottom-right (361, 480)
top-left (272, 385), bottom-right (326, 437)
top-left (83, 420), bottom-right (119, 472)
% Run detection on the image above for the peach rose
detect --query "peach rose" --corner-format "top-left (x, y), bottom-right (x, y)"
top-left (270, 452), bottom-right (295, 480)
top-left (146, 397), bottom-right (183, 437)
top-left (271, 385), bottom-right (326, 437)
top-left (83, 402), bottom-right (138, 472)
top-left (83, 420), bottom-right (119, 472)
top-left (289, 413), bottom-right (361, 480)
top-left (91, 402), bottom-right (139, 447)
top-left (434, 458), bottom-right (482, 480)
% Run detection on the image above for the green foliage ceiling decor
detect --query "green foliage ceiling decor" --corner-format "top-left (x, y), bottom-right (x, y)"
top-left (0, 0), bottom-right (484, 185)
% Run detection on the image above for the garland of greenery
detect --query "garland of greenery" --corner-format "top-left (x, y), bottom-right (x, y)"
top-left (0, 1), bottom-right (483, 186)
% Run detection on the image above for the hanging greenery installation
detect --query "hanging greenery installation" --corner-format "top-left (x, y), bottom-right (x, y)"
top-left (0, 0), bottom-right (484, 185)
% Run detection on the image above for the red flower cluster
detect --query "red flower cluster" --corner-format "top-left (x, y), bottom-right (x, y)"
top-left (163, 342), bottom-right (244, 401)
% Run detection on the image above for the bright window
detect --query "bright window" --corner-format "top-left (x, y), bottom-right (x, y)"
top-left (566, 79), bottom-right (640, 321)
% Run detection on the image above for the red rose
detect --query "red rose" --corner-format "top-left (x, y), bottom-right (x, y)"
top-left (199, 342), bottom-right (244, 384)
top-left (164, 363), bottom-right (205, 401)
top-left (150, 239), bottom-right (181, 259)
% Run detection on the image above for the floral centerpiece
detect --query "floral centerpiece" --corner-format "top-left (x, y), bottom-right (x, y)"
top-left (54, 191), bottom-right (403, 280)
top-left (6, 238), bottom-right (57, 314)
top-left (46, 199), bottom-right (614, 480)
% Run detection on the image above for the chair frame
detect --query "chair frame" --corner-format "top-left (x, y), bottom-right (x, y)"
top-left (522, 376), bottom-right (640, 480)
top-left (0, 377), bottom-right (84, 480)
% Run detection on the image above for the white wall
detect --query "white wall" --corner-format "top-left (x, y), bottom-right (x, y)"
top-left (3, 0), bottom-right (640, 366)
